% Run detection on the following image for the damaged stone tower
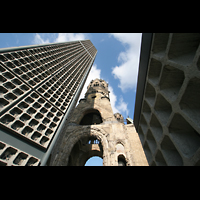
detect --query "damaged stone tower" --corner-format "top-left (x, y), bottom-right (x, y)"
top-left (51, 78), bottom-right (148, 166)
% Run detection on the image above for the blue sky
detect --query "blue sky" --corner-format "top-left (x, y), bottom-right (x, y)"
top-left (85, 156), bottom-right (103, 166)
top-left (0, 33), bottom-right (142, 166)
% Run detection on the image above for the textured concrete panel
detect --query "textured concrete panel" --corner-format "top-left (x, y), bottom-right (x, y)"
top-left (137, 33), bottom-right (200, 166)
top-left (0, 40), bottom-right (97, 165)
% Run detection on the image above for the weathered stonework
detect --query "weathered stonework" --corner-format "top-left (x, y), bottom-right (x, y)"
top-left (51, 78), bottom-right (148, 166)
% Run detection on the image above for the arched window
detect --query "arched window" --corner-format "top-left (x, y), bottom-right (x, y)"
top-left (118, 155), bottom-right (127, 166)
top-left (93, 82), bottom-right (99, 87)
top-left (79, 109), bottom-right (103, 125)
top-left (68, 135), bottom-right (103, 166)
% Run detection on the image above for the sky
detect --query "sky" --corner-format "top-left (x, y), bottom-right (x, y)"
top-left (0, 33), bottom-right (142, 166)
top-left (85, 156), bottom-right (103, 166)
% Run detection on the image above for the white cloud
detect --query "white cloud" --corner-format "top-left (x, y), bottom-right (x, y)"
top-left (32, 33), bottom-right (87, 45)
top-left (33, 33), bottom-right (50, 44)
top-left (116, 96), bottom-right (129, 117)
top-left (31, 33), bottom-right (129, 118)
top-left (54, 33), bottom-right (86, 43)
top-left (108, 85), bottom-right (129, 118)
top-left (109, 33), bottom-right (142, 92)
top-left (78, 64), bottom-right (129, 118)
top-left (108, 85), bottom-right (118, 114)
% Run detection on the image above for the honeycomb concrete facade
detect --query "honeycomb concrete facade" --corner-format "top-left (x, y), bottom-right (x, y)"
top-left (51, 78), bottom-right (148, 166)
top-left (134, 33), bottom-right (200, 166)
top-left (0, 40), bottom-right (97, 166)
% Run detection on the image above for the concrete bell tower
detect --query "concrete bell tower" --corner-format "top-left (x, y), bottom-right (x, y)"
top-left (51, 78), bottom-right (148, 166)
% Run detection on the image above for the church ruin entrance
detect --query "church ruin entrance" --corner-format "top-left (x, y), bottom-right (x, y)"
top-left (79, 109), bottom-right (103, 125)
top-left (85, 156), bottom-right (103, 166)
top-left (67, 135), bottom-right (103, 166)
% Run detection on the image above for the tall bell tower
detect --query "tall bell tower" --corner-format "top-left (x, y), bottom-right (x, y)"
top-left (51, 78), bottom-right (148, 166)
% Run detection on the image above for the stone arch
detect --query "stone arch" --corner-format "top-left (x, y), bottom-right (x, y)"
top-left (79, 109), bottom-right (103, 125)
top-left (115, 140), bottom-right (130, 166)
top-left (115, 139), bottom-right (126, 146)
top-left (75, 107), bottom-right (104, 125)
top-left (76, 147), bottom-right (103, 166)
top-left (116, 143), bottom-right (125, 153)
top-left (53, 127), bottom-right (110, 166)
top-left (118, 154), bottom-right (127, 166)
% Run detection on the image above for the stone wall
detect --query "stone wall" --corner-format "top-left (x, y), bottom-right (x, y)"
top-left (51, 78), bottom-right (148, 166)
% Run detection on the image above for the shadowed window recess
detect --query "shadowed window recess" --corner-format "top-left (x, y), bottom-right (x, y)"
top-left (79, 109), bottom-right (103, 125)
top-left (118, 154), bottom-right (127, 166)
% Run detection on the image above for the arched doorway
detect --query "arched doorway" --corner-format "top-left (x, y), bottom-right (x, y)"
top-left (67, 135), bottom-right (104, 166)
top-left (53, 126), bottom-right (110, 166)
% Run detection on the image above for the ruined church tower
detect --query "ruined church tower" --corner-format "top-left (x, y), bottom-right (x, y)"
top-left (51, 78), bottom-right (148, 166)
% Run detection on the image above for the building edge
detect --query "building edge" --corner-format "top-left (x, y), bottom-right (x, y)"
top-left (40, 51), bottom-right (97, 165)
top-left (0, 39), bottom-right (91, 53)
top-left (133, 33), bottom-right (153, 132)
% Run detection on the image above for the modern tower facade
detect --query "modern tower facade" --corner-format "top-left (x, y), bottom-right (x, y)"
top-left (0, 40), bottom-right (97, 166)
top-left (52, 78), bottom-right (148, 166)
top-left (134, 33), bottom-right (200, 166)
